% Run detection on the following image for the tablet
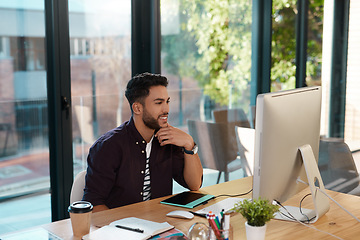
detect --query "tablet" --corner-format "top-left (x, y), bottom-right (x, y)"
top-left (160, 191), bottom-right (215, 209)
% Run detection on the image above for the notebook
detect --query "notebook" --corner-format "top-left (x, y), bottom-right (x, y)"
top-left (83, 217), bottom-right (174, 240)
top-left (160, 191), bottom-right (215, 208)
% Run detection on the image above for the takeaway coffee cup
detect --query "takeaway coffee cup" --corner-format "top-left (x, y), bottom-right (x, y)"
top-left (68, 201), bottom-right (93, 237)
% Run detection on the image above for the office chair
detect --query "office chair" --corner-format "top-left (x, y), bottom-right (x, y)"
top-left (211, 108), bottom-right (251, 128)
top-left (70, 170), bottom-right (87, 203)
top-left (235, 126), bottom-right (255, 177)
top-left (187, 120), bottom-right (242, 183)
top-left (318, 138), bottom-right (360, 195)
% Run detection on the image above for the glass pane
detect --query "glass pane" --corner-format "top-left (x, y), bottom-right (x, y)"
top-left (161, 0), bottom-right (253, 191)
top-left (272, 0), bottom-right (297, 91)
top-left (69, 1), bottom-right (131, 177)
top-left (321, 0), bottom-right (359, 152)
top-left (345, 0), bottom-right (360, 165)
top-left (272, 1), bottom-right (324, 91)
top-left (306, 1), bottom-right (323, 87)
top-left (0, 1), bottom-right (51, 234)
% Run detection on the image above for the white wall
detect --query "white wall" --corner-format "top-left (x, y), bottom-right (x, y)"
top-left (345, 0), bottom-right (360, 150)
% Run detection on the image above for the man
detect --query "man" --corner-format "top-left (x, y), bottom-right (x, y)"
top-left (83, 72), bottom-right (203, 212)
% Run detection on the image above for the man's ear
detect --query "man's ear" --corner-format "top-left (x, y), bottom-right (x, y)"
top-left (132, 102), bottom-right (142, 114)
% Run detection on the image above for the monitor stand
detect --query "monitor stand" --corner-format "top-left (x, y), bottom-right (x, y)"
top-left (274, 144), bottom-right (330, 223)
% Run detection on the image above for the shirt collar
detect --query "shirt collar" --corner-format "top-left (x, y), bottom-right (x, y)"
top-left (126, 116), bottom-right (146, 144)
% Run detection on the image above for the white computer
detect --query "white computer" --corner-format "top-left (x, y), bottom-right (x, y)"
top-left (252, 86), bottom-right (329, 223)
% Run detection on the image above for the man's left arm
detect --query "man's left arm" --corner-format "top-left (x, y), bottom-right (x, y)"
top-left (155, 124), bottom-right (203, 190)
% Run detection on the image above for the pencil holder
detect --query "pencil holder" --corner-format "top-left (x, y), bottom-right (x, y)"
top-left (187, 222), bottom-right (233, 240)
top-left (187, 222), bottom-right (210, 240)
top-left (209, 224), bottom-right (233, 240)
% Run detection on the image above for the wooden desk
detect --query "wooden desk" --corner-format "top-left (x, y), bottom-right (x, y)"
top-left (39, 177), bottom-right (360, 239)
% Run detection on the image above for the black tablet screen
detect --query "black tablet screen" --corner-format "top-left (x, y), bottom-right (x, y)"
top-left (161, 191), bottom-right (214, 208)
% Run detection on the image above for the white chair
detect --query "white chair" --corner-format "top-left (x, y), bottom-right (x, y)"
top-left (70, 170), bottom-right (87, 203)
top-left (235, 126), bottom-right (255, 177)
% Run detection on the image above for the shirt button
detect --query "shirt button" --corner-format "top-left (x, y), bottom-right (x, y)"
top-left (142, 140), bottom-right (145, 144)
top-left (141, 150), bottom-right (145, 154)
top-left (136, 142), bottom-right (139, 144)
top-left (141, 170), bottom-right (144, 174)
top-left (140, 192), bottom-right (143, 195)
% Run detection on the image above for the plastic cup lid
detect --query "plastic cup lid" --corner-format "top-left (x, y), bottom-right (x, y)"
top-left (68, 201), bottom-right (93, 213)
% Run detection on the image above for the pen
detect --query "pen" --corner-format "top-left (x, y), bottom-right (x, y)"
top-left (115, 225), bottom-right (144, 233)
top-left (220, 209), bottom-right (225, 229)
top-left (207, 212), bottom-right (221, 239)
top-left (220, 209), bottom-right (224, 218)
top-left (189, 211), bottom-right (207, 218)
top-left (214, 215), bottom-right (221, 229)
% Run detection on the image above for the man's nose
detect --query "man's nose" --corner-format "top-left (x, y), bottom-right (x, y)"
top-left (163, 103), bottom-right (169, 112)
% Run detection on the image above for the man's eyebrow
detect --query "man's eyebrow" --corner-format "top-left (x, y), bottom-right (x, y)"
top-left (154, 97), bottom-right (170, 102)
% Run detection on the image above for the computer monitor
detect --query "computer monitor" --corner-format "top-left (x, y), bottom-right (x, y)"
top-left (252, 86), bottom-right (329, 223)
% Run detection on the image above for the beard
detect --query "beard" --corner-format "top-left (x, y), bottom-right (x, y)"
top-left (142, 108), bottom-right (166, 130)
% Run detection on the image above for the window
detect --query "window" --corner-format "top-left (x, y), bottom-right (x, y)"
top-left (0, 37), bottom-right (10, 57)
top-left (161, 0), bottom-right (253, 189)
top-left (0, 2), bottom-right (51, 234)
top-left (9, 37), bottom-right (45, 71)
top-left (69, 0), bottom-right (132, 174)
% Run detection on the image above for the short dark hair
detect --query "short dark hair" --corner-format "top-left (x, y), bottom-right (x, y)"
top-left (125, 72), bottom-right (168, 111)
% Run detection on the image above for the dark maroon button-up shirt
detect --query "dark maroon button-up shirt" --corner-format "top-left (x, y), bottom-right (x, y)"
top-left (83, 117), bottom-right (190, 209)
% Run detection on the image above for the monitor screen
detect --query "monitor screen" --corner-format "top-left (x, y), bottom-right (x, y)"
top-left (252, 86), bottom-right (322, 204)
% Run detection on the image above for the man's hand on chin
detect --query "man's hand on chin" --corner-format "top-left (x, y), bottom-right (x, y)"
top-left (155, 124), bottom-right (193, 148)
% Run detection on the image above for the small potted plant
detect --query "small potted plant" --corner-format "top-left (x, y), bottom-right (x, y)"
top-left (233, 197), bottom-right (279, 240)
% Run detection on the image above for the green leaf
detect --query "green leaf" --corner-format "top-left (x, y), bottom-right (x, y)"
top-left (233, 197), bottom-right (280, 227)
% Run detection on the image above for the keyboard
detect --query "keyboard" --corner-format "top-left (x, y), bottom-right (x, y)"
top-left (195, 197), bottom-right (246, 215)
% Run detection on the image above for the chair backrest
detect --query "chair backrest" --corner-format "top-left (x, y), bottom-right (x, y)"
top-left (319, 138), bottom-right (359, 193)
top-left (187, 120), bottom-right (239, 172)
top-left (70, 170), bottom-right (87, 203)
top-left (235, 126), bottom-right (255, 177)
top-left (212, 108), bottom-right (251, 128)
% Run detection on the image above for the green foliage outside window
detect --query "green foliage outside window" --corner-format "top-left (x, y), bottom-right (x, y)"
top-left (272, 0), bottom-right (323, 90)
top-left (162, 0), bottom-right (324, 108)
top-left (163, 0), bottom-right (252, 109)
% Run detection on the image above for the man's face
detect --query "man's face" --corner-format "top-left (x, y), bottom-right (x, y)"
top-left (141, 85), bottom-right (170, 130)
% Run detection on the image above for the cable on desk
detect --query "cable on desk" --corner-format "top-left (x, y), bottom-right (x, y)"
top-left (299, 193), bottom-right (312, 223)
top-left (273, 199), bottom-right (315, 224)
top-left (297, 177), bottom-right (360, 223)
top-left (274, 198), bottom-right (343, 240)
top-left (214, 188), bottom-right (253, 198)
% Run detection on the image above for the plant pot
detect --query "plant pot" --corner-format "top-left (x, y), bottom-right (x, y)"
top-left (245, 221), bottom-right (267, 240)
